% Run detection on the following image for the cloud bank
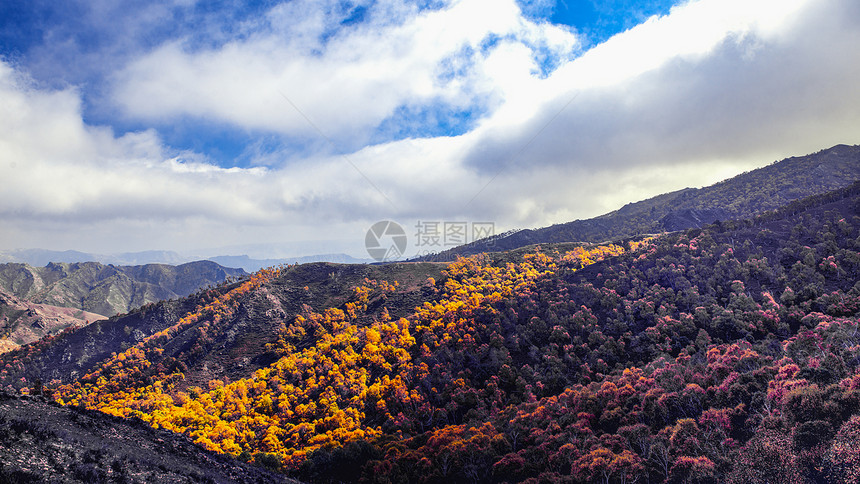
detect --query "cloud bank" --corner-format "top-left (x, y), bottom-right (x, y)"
top-left (1, 0), bottom-right (859, 257)
top-left (112, 0), bottom-right (578, 147)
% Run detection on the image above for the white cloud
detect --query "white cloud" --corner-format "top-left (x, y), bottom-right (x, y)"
top-left (463, 0), bottom-right (860, 180)
top-left (0, 62), bottom-right (271, 223)
top-left (2, 0), bottom-right (860, 257)
top-left (111, 0), bottom-right (580, 147)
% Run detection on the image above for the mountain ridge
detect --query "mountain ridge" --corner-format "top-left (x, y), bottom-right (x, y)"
top-left (419, 143), bottom-right (860, 260)
top-left (208, 253), bottom-right (373, 272)
top-left (0, 261), bottom-right (445, 388)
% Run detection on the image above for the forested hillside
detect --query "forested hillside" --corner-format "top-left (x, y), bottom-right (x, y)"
top-left (426, 143), bottom-right (859, 260)
top-left (0, 262), bottom-right (445, 394)
top-left (0, 183), bottom-right (858, 483)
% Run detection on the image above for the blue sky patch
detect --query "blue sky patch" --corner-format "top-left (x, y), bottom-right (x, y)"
top-left (372, 101), bottom-right (485, 142)
top-left (549, 0), bottom-right (678, 47)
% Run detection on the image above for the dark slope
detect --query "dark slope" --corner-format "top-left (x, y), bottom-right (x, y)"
top-left (0, 394), bottom-right (292, 483)
top-left (421, 143), bottom-right (859, 259)
top-left (0, 260), bottom-right (247, 316)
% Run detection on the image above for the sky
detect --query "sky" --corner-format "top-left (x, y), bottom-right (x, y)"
top-left (1, 0), bottom-right (859, 260)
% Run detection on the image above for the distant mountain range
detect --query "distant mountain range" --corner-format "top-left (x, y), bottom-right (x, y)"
top-left (0, 259), bottom-right (248, 348)
top-left (419, 143), bottom-right (860, 260)
top-left (0, 260), bottom-right (247, 317)
top-left (0, 249), bottom-right (190, 267)
top-left (0, 249), bottom-right (372, 272)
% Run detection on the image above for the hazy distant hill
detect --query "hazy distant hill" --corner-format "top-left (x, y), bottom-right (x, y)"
top-left (0, 260), bottom-right (247, 317)
top-left (0, 249), bottom-right (373, 272)
top-left (209, 253), bottom-right (373, 272)
top-left (0, 249), bottom-right (190, 266)
top-left (421, 143), bottom-right (860, 260)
